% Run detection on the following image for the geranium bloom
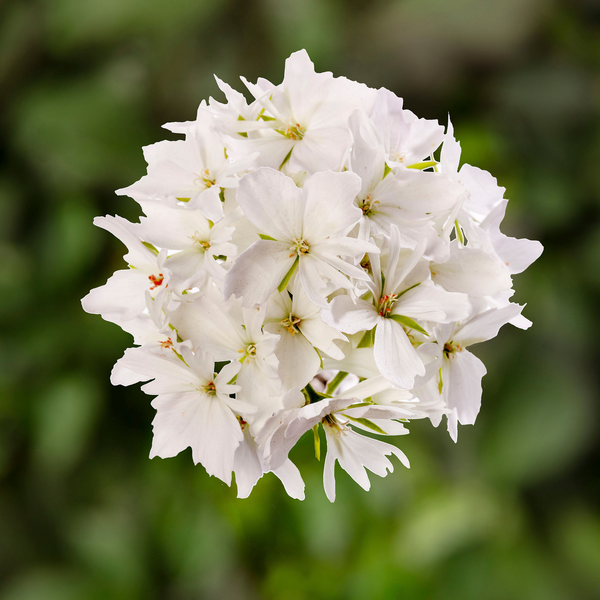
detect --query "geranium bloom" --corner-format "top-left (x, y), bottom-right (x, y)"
top-left (83, 49), bottom-right (542, 501)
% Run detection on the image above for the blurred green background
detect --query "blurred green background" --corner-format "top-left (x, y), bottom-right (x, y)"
top-left (1, 0), bottom-right (599, 598)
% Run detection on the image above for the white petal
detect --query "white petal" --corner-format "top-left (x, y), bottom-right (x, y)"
top-left (444, 350), bottom-right (487, 425)
top-left (235, 167), bottom-right (303, 241)
top-left (374, 319), bottom-right (425, 389)
top-left (223, 240), bottom-right (297, 307)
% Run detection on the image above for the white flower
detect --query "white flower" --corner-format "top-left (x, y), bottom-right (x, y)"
top-left (262, 378), bottom-right (412, 502)
top-left (223, 167), bottom-right (378, 308)
top-left (137, 347), bottom-right (254, 484)
top-left (325, 226), bottom-right (468, 389)
top-left (224, 49), bottom-right (375, 174)
top-left (117, 108), bottom-right (256, 223)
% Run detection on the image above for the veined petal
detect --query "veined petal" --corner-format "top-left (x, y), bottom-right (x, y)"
top-left (235, 167), bottom-right (303, 241)
top-left (374, 319), bottom-right (425, 389)
top-left (223, 240), bottom-right (297, 307)
top-left (324, 295), bottom-right (381, 335)
top-left (302, 171), bottom-right (362, 242)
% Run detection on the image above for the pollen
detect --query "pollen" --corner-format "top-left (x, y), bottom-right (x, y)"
top-left (359, 193), bottom-right (380, 216)
top-left (148, 273), bottom-right (164, 290)
top-left (284, 123), bottom-right (305, 140)
top-left (159, 338), bottom-right (174, 350)
top-left (193, 169), bottom-right (216, 188)
top-left (290, 238), bottom-right (310, 255)
top-left (281, 314), bottom-right (302, 335)
top-left (378, 293), bottom-right (398, 317)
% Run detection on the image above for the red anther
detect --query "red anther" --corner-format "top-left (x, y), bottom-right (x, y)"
top-left (159, 338), bottom-right (173, 350)
top-left (149, 273), bottom-right (164, 290)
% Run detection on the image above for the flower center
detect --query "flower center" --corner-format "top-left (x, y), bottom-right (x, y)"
top-left (238, 343), bottom-right (257, 363)
top-left (359, 193), bottom-right (379, 216)
top-left (378, 293), bottom-right (398, 317)
top-left (202, 381), bottom-right (217, 395)
top-left (189, 231), bottom-right (211, 251)
top-left (148, 273), bottom-right (164, 290)
top-left (443, 341), bottom-right (464, 358)
top-left (283, 123), bottom-right (305, 140)
top-left (321, 413), bottom-right (348, 436)
top-left (158, 338), bottom-right (174, 350)
top-left (194, 169), bottom-right (216, 188)
top-left (390, 151), bottom-right (406, 163)
top-left (281, 314), bottom-right (301, 335)
top-left (290, 238), bottom-right (310, 255)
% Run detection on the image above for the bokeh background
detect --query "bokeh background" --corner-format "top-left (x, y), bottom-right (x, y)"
top-left (1, 0), bottom-right (600, 598)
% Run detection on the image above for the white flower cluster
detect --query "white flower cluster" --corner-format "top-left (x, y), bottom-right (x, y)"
top-left (82, 50), bottom-right (543, 502)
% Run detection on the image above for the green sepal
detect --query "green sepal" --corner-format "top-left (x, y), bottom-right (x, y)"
top-left (279, 146), bottom-right (293, 169)
top-left (227, 374), bottom-right (238, 385)
top-left (168, 323), bottom-right (184, 343)
top-left (438, 366), bottom-right (443, 394)
top-left (346, 400), bottom-right (374, 409)
top-left (357, 327), bottom-right (375, 348)
top-left (382, 163), bottom-right (392, 179)
top-left (215, 254), bottom-right (227, 261)
top-left (219, 188), bottom-right (226, 203)
top-left (237, 115), bottom-right (248, 138)
top-left (259, 114), bottom-right (276, 121)
top-left (343, 415), bottom-right (387, 435)
top-left (326, 371), bottom-right (348, 395)
top-left (407, 160), bottom-right (437, 170)
top-left (396, 282), bottom-right (420, 299)
top-left (176, 197), bottom-right (190, 203)
top-left (277, 255), bottom-right (299, 293)
top-left (389, 314), bottom-right (429, 336)
top-left (455, 220), bottom-right (464, 245)
top-left (258, 233), bottom-right (277, 241)
top-left (315, 347), bottom-right (324, 369)
top-left (312, 424), bottom-right (321, 461)
top-left (142, 241), bottom-right (159, 255)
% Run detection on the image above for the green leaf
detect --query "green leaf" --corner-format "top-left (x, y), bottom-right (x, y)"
top-left (407, 160), bottom-right (437, 170)
top-left (326, 371), bottom-right (348, 395)
top-left (258, 233), bottom-right (277, 241)
top-left (277, 255), bottom-right (299, 293)
top-left (344, 415), bottom-right (387, 435)
top-left (357, 327), bottom-right (375, 348)
top-left (279, 146), bottom-right (293, 170)
top-left (389, 314), bottom-right (429, 336)
top-left (312, 424), bottom-right (321, 461)
top-left (142, 241), bottom-right (159, 255)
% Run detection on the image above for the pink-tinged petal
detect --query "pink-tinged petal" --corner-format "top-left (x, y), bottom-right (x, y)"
top-left (374, 319), bottom-right (425, 389)
top-left (453, 304), bottom-right (523, 347)
top-left (443, 350), bottom-right (487, 425)
top-left (324, 296), bottom-right (380, 335)
top-left (236, 167), bottom-right (303, 241)
top-left (302, 171), bottom-right (363, 242)
top-left (223, 240), bottom-right (297, 307)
